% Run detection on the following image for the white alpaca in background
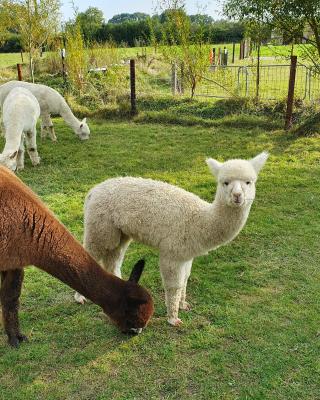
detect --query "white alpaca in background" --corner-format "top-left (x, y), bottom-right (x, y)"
top-left (0, 81), bottom-right (90, 141)
top-left (0, 87), bottom-right (40, 171)
top-left (75, 152), bottom-right (268, 326)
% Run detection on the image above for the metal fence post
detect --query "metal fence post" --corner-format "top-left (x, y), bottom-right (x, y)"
top-left (285, 55), bottom-right (297, 130)
top-left (130, 59), bottom-right (137, 115)
top-left (17, 64), bottom-right (23, 81)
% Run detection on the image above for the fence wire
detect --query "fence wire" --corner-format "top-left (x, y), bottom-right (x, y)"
top-left (1, 61), bottom-right (320, 104)
top-left (196, 64), bottom-right (320, 101)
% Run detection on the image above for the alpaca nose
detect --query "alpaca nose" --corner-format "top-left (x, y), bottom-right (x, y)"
top-left (233, 193), bottom-right (242, 203)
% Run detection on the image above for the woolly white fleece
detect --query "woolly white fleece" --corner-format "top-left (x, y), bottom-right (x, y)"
top-left (0, 87), bottom-right (40, 171)
top-left (76, 152), bottom-right (269, 325)
top-left (0, 81), bottom-right (90, 141)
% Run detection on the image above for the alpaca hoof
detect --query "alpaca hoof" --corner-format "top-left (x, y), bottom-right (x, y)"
top-left (8, 333), bottom-right (27, 348)
top-left (179, 301), bottom-right (191, 311)
top-left (168, 317), bottom-right (182, 326)
top-left (32, 158), bottom-right (40, 166)
top-left (74, 292), bottom-right (86, 304)
top-left (16, 165), bottom-right (24, 171)
top-left (17, 334), bottom-right (28, 343)
top-left (8, 336), bottom-right (19, 348)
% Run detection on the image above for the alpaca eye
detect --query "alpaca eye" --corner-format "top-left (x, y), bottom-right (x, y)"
top-left (246, 181), bottom-right (251, 185)
top-left (224, 182), bottom-right (229, 186)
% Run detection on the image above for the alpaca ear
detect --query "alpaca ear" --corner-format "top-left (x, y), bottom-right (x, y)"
top-left (128, 259), bottom-right (145, 283)
top-left (80, 118), bottom-right (86, 128)
top-left (206, 158), bottom-right (222, 178)
top-left (249, 151), bottom-right (269, 174)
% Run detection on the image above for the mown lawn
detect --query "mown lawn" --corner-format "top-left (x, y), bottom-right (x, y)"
top-left (0, 115), bottom-right (319, 399)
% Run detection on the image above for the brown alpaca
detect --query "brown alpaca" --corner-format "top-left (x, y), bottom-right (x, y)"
top-left (0, 166), bottom-right (154, 347)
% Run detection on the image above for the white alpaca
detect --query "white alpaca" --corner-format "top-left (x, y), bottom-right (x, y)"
top-left (0, 87), bottom-right (40, 171)
top-left (0, 81), bottom-right (90, 141)
top-left (75, 152), bottom-right (268, 326)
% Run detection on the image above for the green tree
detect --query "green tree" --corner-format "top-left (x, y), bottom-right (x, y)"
top-left (158, 1), bottom-right (209, 98)
top-left (224, 0), bottom-right (272, 98)
top-left (108, 12), bottom-right (149, 24)
top-left (76, 7), bottom-right (104, 42)
top-left (1, 0), bottom-right (60, 81)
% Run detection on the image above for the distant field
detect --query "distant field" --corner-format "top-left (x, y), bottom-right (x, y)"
top-left (0, 52), bottom-right (26, 68)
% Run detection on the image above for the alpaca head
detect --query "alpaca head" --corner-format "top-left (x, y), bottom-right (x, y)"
top-left (76, 118), bottom-right (90, 140)
top-left (0, 150), bottom-right (18, 172)
top-left (106, 260), bottom-right (154, 334)
top-left (206, 151), bottom-right (269, 208)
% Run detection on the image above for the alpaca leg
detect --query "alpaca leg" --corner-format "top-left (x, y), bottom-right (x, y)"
top-left (41, 113), bottom-right (56, 141)
top-left (159, 256), bottom-right (185, 326)
top-left (40, 115), bottom-right (47, 140)
top-left (16, 135), bottom-right (25, 171)
top-left (0, 269), bottom-right (27, 347)
top-left (46, 115), bottom-right (56, 142)
top-left (179, 259), bottom-right (193, 311)
top-left (26, 129), bottom-right (40, 166)
top-left (100, 235), bottom-right (131, 278)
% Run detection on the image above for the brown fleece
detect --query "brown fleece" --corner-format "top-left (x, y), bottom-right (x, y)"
top-left (0, 167), bottom-right (154, 347)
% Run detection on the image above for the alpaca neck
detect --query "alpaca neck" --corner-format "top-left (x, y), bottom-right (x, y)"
top-left (59, 100), bottom-right (80, 132)
top-left (36, 231), bottom-right (124, 313)
top-left (202, 193), bottom-right (252, 251)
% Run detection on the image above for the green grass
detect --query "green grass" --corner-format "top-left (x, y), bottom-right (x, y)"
top-left (0, 115), bottom-right (320, 399)
top-left (0, 52), bottom-right (26, 68)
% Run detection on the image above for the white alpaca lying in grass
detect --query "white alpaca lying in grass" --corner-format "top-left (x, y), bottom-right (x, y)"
top-left (75, 152), bottom-right (268, 326)
top-left (0, 87), bottom-right (40, 171)
top-left (0, 80), bottom-right (90, 141)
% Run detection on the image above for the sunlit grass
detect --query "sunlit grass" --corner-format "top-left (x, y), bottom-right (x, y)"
top-left (0, 115), bottom-right (319, 399)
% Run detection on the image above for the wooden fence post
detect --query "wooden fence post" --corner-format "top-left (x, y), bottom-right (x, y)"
top-left (130, 59), bottom-right (137, 115)
top-left (285, 55), bottom-right (297, 130)
top-left (223, 48), bottom-right (228, 66)
top-left (17, 64), bottom-right (23, 81)
top-left (20, 50), bottom-right (24, 63)
top-left (232, 43), bottom-right (235, 64)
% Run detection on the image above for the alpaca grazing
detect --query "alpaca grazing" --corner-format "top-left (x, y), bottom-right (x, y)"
top-left (0, 167), bottom-right (153, 347)
top-left (75, 152), bottom-right (268, 326)
top-left (0, 87), bottom-right (40, 171)
top-left (0, 80), bottom-right (90, 141)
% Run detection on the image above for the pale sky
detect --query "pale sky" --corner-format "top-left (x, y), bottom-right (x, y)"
top-left (61, 0), bottom-right (224, 22)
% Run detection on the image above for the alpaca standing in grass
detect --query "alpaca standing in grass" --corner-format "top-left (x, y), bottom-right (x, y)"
top-left (0, 81), bottom-right (90, 141)
top-left (0, 87), bottom-right (40, 171)
top-left (0, 166), bottom-right (153, 347)
top-left (75, 152), bottom-right (268, 326)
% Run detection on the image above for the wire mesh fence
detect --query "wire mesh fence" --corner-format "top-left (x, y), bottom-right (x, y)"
top-left (1, 59), bottom-right (320, 105)
top-left (196, 64), bottom-right (320, 101)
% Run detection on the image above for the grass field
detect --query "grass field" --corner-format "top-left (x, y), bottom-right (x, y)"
top-left (0, 111), bottom-right (319, 399)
